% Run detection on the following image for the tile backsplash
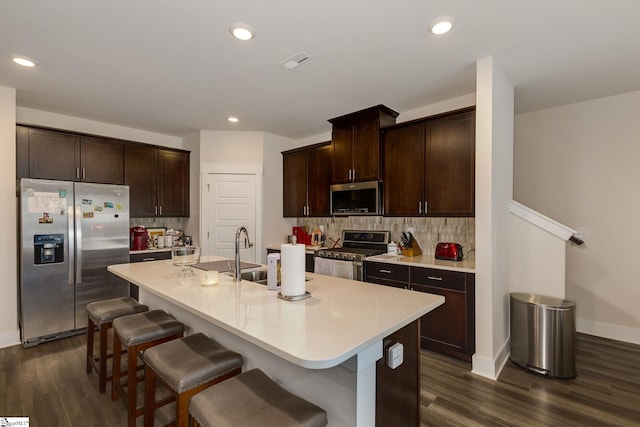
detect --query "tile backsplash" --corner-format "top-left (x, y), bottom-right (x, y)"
top-left (130, 217), bottom-right (187, 233)
top-left (297, 216), bottom-right (475, 258)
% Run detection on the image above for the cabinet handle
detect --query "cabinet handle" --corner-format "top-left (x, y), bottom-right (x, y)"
top-left (418, 201), bottom-right (423, 214)
top-left (159, 206), bottom-right (162, 216)
top-left (427, 275), bottom-right (443, 281)
top-left (352, 169), bottom-right (356, 180)
top-left (348, 169), bottom-right (352, 181)
top-left (307, 205), bottom-right (311, 216)
top-left (82, 168), bottom-right (86, 180)
top-left (379, 269), bottom-right (392, 274)
top-left (76, 168), bottom-right (80, 180)
top-left (155, 205), bottom-right (158, 216)
top-left (142, 257), bottom-right (156, 261)
top-left (424, 200), bottom-right (428, 215)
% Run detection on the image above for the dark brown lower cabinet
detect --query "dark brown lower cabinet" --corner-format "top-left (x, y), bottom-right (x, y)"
top-left (129, 251), bottom-right (171, 299)
top-left (365, 261), bottom-right (475, 362)
top-left (410, 267), bottom-right (475, 362)
top-left (376, 319), bottom-right (420, 426)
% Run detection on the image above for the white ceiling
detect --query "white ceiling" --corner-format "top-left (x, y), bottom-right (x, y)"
top-left (2, 1), bottom-right (640, 140)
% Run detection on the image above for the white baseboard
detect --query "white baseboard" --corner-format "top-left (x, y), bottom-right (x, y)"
top-left (471, 338), bottom-right (510, 380)
top-left (577, 318), bottom-right (640, 345)
top-left (0, 329), bottom-right (21, 349)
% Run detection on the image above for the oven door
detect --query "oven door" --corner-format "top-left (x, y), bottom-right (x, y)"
top-left (314, 257), bottom-right (362, 281)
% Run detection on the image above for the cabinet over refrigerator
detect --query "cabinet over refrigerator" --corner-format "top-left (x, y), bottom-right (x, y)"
top-left (19, 178), bottom-right (130, 347)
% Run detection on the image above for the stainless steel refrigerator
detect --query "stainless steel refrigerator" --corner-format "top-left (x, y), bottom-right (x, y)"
top-left (19, 178), bottom-right (130, 347)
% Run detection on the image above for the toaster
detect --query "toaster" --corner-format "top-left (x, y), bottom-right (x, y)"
top-left (435, 242), bottom-right (463, 261)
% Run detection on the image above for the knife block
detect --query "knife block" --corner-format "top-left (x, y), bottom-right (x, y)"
top-left (402, 241), bottom-right (422, 257)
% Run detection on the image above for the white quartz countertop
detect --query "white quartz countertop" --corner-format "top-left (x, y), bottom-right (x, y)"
top-left (108, 256), bottom-right (444, 370)
top-left (366, 254), bottom-right (475, 273)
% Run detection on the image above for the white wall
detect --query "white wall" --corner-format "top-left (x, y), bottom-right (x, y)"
top-left (0, 87), bottom-right (18, 347)
top-left (514, 90), bottom-right (640, 344)
top-left (198, 130), bottom-right (298, 263)
top-left (17, 107), bottom-right (183, 148)
top-left (473, 57), bottom-right (514, 380)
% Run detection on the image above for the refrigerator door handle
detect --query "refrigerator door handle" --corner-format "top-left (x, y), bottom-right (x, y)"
top-left (75, 205), bottom-right (82, 284)
top-left (68, 204), bottom-right (75, 285)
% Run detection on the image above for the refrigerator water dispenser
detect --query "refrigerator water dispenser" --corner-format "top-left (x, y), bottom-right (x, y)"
top-left (34, 234), bottom-right (64, 264)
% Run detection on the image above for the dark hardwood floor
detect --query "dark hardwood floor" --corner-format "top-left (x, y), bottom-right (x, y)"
top-left (1, 333), bottom-right (638, 426)
top-left (421, 334), bottom-right (640, 426)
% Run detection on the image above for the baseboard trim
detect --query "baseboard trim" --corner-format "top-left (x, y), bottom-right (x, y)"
top-left (471, 338), bottom-right (510, 380)
top-left (577, 318), bottom-right (640, 345)
top-left (0, 329), bottom-right (21, 349)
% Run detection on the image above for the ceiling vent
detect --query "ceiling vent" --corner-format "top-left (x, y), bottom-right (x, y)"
top-left (280, 51), bottom-right (314, 70)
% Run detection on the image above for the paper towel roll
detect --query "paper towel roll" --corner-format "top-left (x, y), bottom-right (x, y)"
top-left (280, 243), bottom-right (306, 296)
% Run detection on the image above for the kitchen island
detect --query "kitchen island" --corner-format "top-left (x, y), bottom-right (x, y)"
top-left (108, 256), bottom-right (444, 426)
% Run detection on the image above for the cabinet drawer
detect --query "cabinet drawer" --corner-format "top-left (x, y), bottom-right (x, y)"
top-left (365, 261), bottom-right (410, 283)
top-left (410, 267), bottom-right (466, 291)
top-left (130, 251), bottom-right (171, 263)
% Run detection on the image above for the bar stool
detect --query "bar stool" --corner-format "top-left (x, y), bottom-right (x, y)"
top-left (189, 369), bottom-right (328, 427)
top-left (143, 332), bottom-right (244, 427)
top-left (112, 309), bottom-right (185, 427)
top-left (86, 297), bottom-right (149, 393)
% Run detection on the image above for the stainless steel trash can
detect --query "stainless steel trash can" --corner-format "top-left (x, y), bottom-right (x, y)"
top-left (510, 293), bottom-right (576, 379)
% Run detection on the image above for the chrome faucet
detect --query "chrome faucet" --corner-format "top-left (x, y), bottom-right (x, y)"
top-left (234, 226), bottom-right (253, 281)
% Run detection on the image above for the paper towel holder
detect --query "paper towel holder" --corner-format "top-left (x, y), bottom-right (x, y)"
top-left (277, 291), bottom-right (311, 301)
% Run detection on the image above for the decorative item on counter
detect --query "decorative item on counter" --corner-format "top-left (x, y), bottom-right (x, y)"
top-left (201, 270), bottom-right (219, 286)
top-left (172, 245), bottom-right (200, 278)
top-left (279, 236), bottom-right (310, 301)
top-left (311, 227), bottom-right (324, 247)
top-left (400, 232), bottom-right (422, 257)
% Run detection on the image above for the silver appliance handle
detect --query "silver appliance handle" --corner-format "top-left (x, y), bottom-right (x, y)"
top-left (67, 205), bottom-right (75, 285)
top-left (353, 260), bottom-right (363, 281)
top-left (75, 205), bottom-right (82, 284)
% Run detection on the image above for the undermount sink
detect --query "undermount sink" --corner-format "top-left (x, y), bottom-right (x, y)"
top-left (240, 270), bottom-right (268, 283)
top-left (232, 269), bottom-right (312, 285)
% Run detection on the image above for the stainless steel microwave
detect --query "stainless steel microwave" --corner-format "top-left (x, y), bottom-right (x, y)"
top-left (330, 181), bottom-right (382, 216)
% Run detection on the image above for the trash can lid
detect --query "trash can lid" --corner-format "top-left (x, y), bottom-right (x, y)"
top-left (510, 292), bottom-right (575, 309)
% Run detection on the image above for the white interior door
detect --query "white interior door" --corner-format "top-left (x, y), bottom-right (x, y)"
top-left (203, 174), bottom-right (256, 262)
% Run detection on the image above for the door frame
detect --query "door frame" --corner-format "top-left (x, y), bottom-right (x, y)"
top-left (199, 164), bottom-right (263, 261)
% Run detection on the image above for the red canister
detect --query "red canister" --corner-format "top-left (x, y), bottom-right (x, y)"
top-left (130, 227), bottom-right (148, 250)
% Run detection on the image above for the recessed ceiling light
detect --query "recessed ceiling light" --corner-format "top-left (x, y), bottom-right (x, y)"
top-left (227, 116), bottom-right (239, 123)
top-left (11, 55), bottom-right (37, 67)
top-left (430, 17), bottom-right (455, 35)
top-left (229, 24), bottom-right (255, 41)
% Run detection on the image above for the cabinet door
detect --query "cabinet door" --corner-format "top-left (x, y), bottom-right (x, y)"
top-left (352, 117), bottom-right (380, 181)
top-left (425, 111), bottom-right (475, 216)
top-left (28, 128), bottom-right (80, 181)
top-left (157, 149), bottom-right (189, 217)
top-left (307, 143), bottom-right (332, 217)
top-left (282, 150), bottom-right (308, 217)
top-left (331, 124), bottom-right (353, 183)
top-left (80, 137), bottom-right (124, 184)
top-left (124, 144), bottom-right (158, 217)
top-left (383, 122), bottom-right (426, 216)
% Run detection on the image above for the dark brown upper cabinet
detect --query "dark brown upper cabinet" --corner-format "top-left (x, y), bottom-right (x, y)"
top-left (18, 126), bottom-right (124, 184)
top-left (124, 145), bottom-right (190, 217)
top-left (383, 109), bottom-right (475, 217)
top-left (328, 105), bottom-right (398, 184)
top-left (282, 142), bottom-right (332, 217)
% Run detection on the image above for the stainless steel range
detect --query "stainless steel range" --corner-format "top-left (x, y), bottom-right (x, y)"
top-left (315, 230), bottom-right (389, 280)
